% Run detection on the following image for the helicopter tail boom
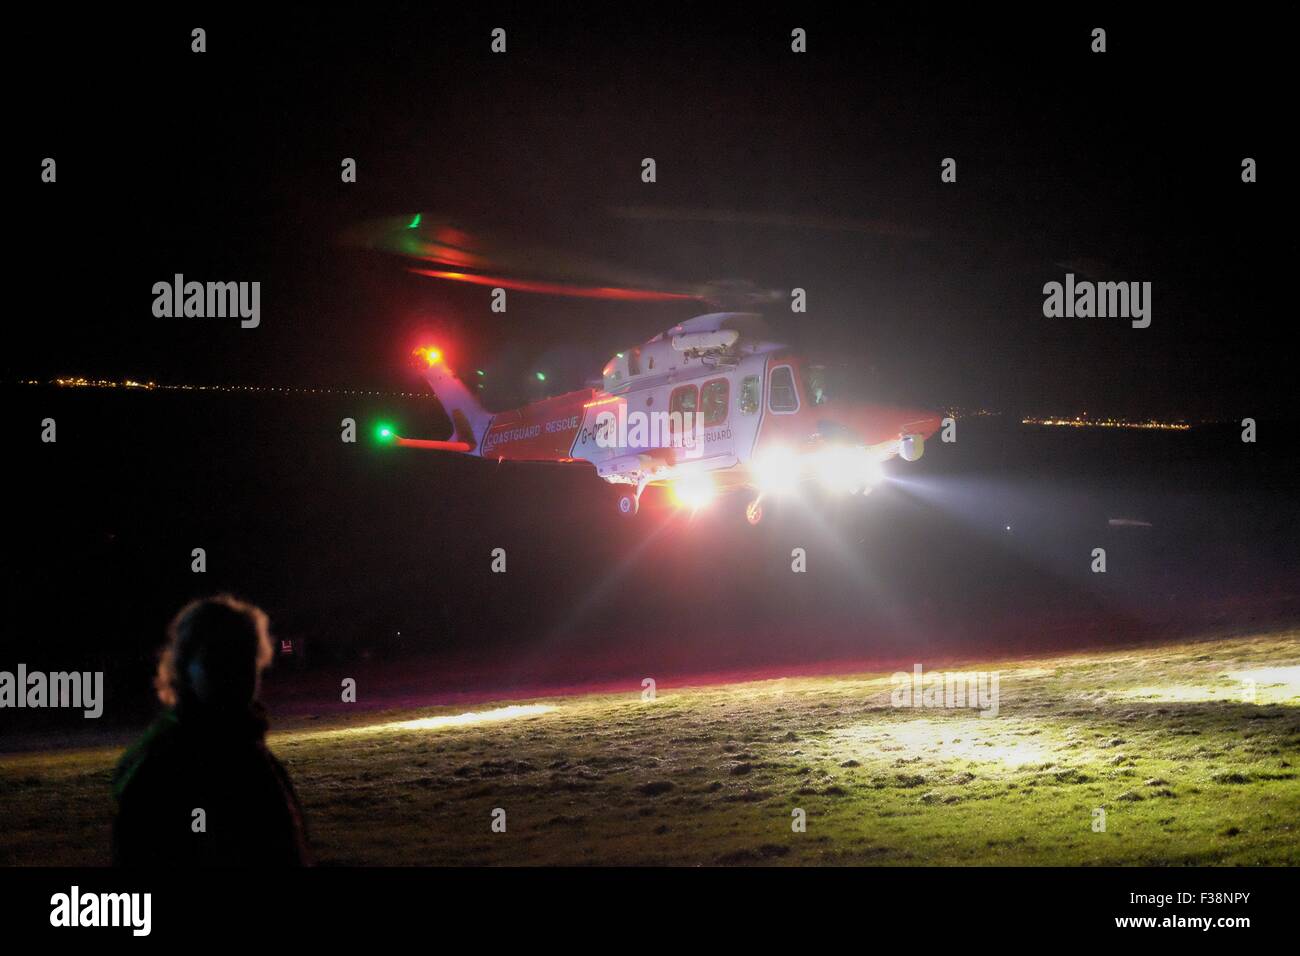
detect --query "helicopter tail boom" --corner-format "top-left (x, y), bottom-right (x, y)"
top-left (414, 348), bottom-right (493, 454)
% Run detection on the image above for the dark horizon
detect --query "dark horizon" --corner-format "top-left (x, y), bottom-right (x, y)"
top-left (13, 9), bottom-right (1288, 421)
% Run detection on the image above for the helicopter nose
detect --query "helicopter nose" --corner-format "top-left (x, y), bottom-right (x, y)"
top-left (827, 404), bottom-right (945, 448)
top-left (898, 411), bottom-right (945, 438)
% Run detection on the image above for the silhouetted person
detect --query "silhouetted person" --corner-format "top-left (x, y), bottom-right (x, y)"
top-left (112, 595), bottom-right (309, 866)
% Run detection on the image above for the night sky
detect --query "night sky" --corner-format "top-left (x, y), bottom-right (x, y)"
top-left (14, 9), bottom-right (1286, 418)
top-left (8, 9), bottom-right (1295, 725)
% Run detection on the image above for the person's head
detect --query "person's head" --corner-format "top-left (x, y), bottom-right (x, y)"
top-left (155, 595), bottom-right (273, 713)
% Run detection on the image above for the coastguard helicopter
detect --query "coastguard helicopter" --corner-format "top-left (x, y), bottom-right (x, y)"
top-left (380, 311), bottom-right (941, 524)
top-left (354, 215), bottom-right (944, 523)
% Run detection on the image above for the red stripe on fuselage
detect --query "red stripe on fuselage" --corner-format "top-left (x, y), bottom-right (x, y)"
top-left (479, 389), bottom-right (595, 461)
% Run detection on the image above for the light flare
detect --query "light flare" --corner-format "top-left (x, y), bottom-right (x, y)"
top-left (813, 445), bottom-right (885, 494)
top-left (752, 446), bottom-right (801, 496)
top-left (670, 471), bottom-right (716, 511)
top-left (366, 704), bottom-right (557, 733)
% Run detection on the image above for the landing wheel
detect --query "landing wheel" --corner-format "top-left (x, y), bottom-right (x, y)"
top-left (745, 498), bottom-right (764, 525)
top-left (617, 492), bottom-right (639, 517)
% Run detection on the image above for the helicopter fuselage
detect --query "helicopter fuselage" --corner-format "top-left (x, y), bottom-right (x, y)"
top-left (406, 312), bottom-right (943, 519)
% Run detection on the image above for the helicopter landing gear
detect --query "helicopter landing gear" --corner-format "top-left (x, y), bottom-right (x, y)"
top-left (617, 478), bottom-right (648, 517)
top-left (745, 496), bottom-right (764, 525)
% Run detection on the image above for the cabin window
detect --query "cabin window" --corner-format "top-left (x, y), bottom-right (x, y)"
top-left (669, 384), bottom-right (698, 439)
top-left (738, 375), bottom-right (760, 414)
top-left (700, 378), bottom-right (729, 427)
top-left (768, 365), bottom-right (799, 413)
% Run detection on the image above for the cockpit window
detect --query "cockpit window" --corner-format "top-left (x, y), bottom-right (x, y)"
top-left (738, 375), bottom-right (760, 414)
top-left (627, 347), bottom-right (642, 376)
top-left (769, 365), bottom-right (799, 413)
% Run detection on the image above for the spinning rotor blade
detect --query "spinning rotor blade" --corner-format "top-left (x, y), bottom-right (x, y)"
top-left (342, 215), bottom-right (785, 307)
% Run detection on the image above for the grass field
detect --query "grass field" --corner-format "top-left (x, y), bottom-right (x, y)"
top-left (3, 632), bottom-right (1298, 865)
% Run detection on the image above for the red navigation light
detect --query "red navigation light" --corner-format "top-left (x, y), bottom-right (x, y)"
top-left (413, 346), bottom-right (442, 367)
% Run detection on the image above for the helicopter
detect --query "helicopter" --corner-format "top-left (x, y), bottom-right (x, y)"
top-left (355, 215), bottom-right (944, 523)
top-left (381, 311), bottom-right (941, 524)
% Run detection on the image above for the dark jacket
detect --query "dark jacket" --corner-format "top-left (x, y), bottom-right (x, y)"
top-left (112, 703), bottom-right (309, 866)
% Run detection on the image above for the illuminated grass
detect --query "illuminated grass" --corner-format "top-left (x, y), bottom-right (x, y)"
top-left (332, 704), bottom-right (558, 736)
top-left (2, 632), bottom-right (1298, 865)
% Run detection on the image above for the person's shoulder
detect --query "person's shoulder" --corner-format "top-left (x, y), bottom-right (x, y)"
top-left (111, 711), bottom-right (183, 800)
top-left (263, 746), bottom-right (295, 782)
